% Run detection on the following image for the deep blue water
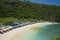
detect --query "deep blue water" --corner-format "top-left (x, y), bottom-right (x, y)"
top-left (23, 24), bottom-right (60, 40)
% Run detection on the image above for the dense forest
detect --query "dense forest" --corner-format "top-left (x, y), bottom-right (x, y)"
top-left (0, 0), bottom-right (60, 24)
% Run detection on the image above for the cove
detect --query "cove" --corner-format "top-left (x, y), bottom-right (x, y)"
top-left (23, 23), bottom-right (60, 40)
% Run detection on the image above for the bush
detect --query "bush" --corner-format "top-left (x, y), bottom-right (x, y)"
top-left (0, 17), bottom-right (19, 25)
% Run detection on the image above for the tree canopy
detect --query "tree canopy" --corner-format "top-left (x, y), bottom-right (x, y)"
top-left (0, 0), bottom-right (60, 23)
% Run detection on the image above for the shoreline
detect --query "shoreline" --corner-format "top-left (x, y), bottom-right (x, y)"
top-left (9, 22), bottom-right (53, 40)
top-left (10, 23), bottom-right (41, 40)
top-left (0, 23), bottom-right (40, 40)
top-left (0, 22), bottom-right (60, 40)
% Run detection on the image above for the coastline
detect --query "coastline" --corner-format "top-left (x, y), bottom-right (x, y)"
top-left (9, 22), bottom-right (52, 40)
top-left (0, 22), bottom-right (59, 40)
top-left (10, 23), bottom-right (41, 40)
top-left (0, 23), bottom-right (40, 40)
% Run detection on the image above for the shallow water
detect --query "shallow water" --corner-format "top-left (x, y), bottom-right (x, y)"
top-left (23, 24), bottom-right (60, 40)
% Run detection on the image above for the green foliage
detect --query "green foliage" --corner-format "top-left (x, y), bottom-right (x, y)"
top-left (56, 37), bottom-right (60, 40)
top-left (0, 17), bottom-right (19, 25)
top-left (0, 0), bottom-right (60, 23)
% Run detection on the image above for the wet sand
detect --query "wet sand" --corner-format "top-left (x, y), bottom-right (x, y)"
top-left (0, 23), bottom-right (41, 40)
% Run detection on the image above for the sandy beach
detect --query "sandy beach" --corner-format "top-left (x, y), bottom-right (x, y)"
top-left (0, 22), bottom-right (56, 40)
top-left (0, 23), bottom-right (41, 40)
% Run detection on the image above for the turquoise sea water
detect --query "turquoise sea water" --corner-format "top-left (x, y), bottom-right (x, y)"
top-left (23, 24), bottom-right (60, 40)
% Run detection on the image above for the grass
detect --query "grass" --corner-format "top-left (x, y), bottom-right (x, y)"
top-left (0, 17), bottom-right (19, 25)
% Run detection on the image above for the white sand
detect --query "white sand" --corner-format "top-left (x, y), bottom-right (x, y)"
top-left (0, 22), bottom-right (54, 40)
top-left (0, 23), bottom-right (41, 40)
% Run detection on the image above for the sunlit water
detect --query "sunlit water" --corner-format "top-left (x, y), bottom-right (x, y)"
top-left (23, 23), bottom-right (60, 40)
